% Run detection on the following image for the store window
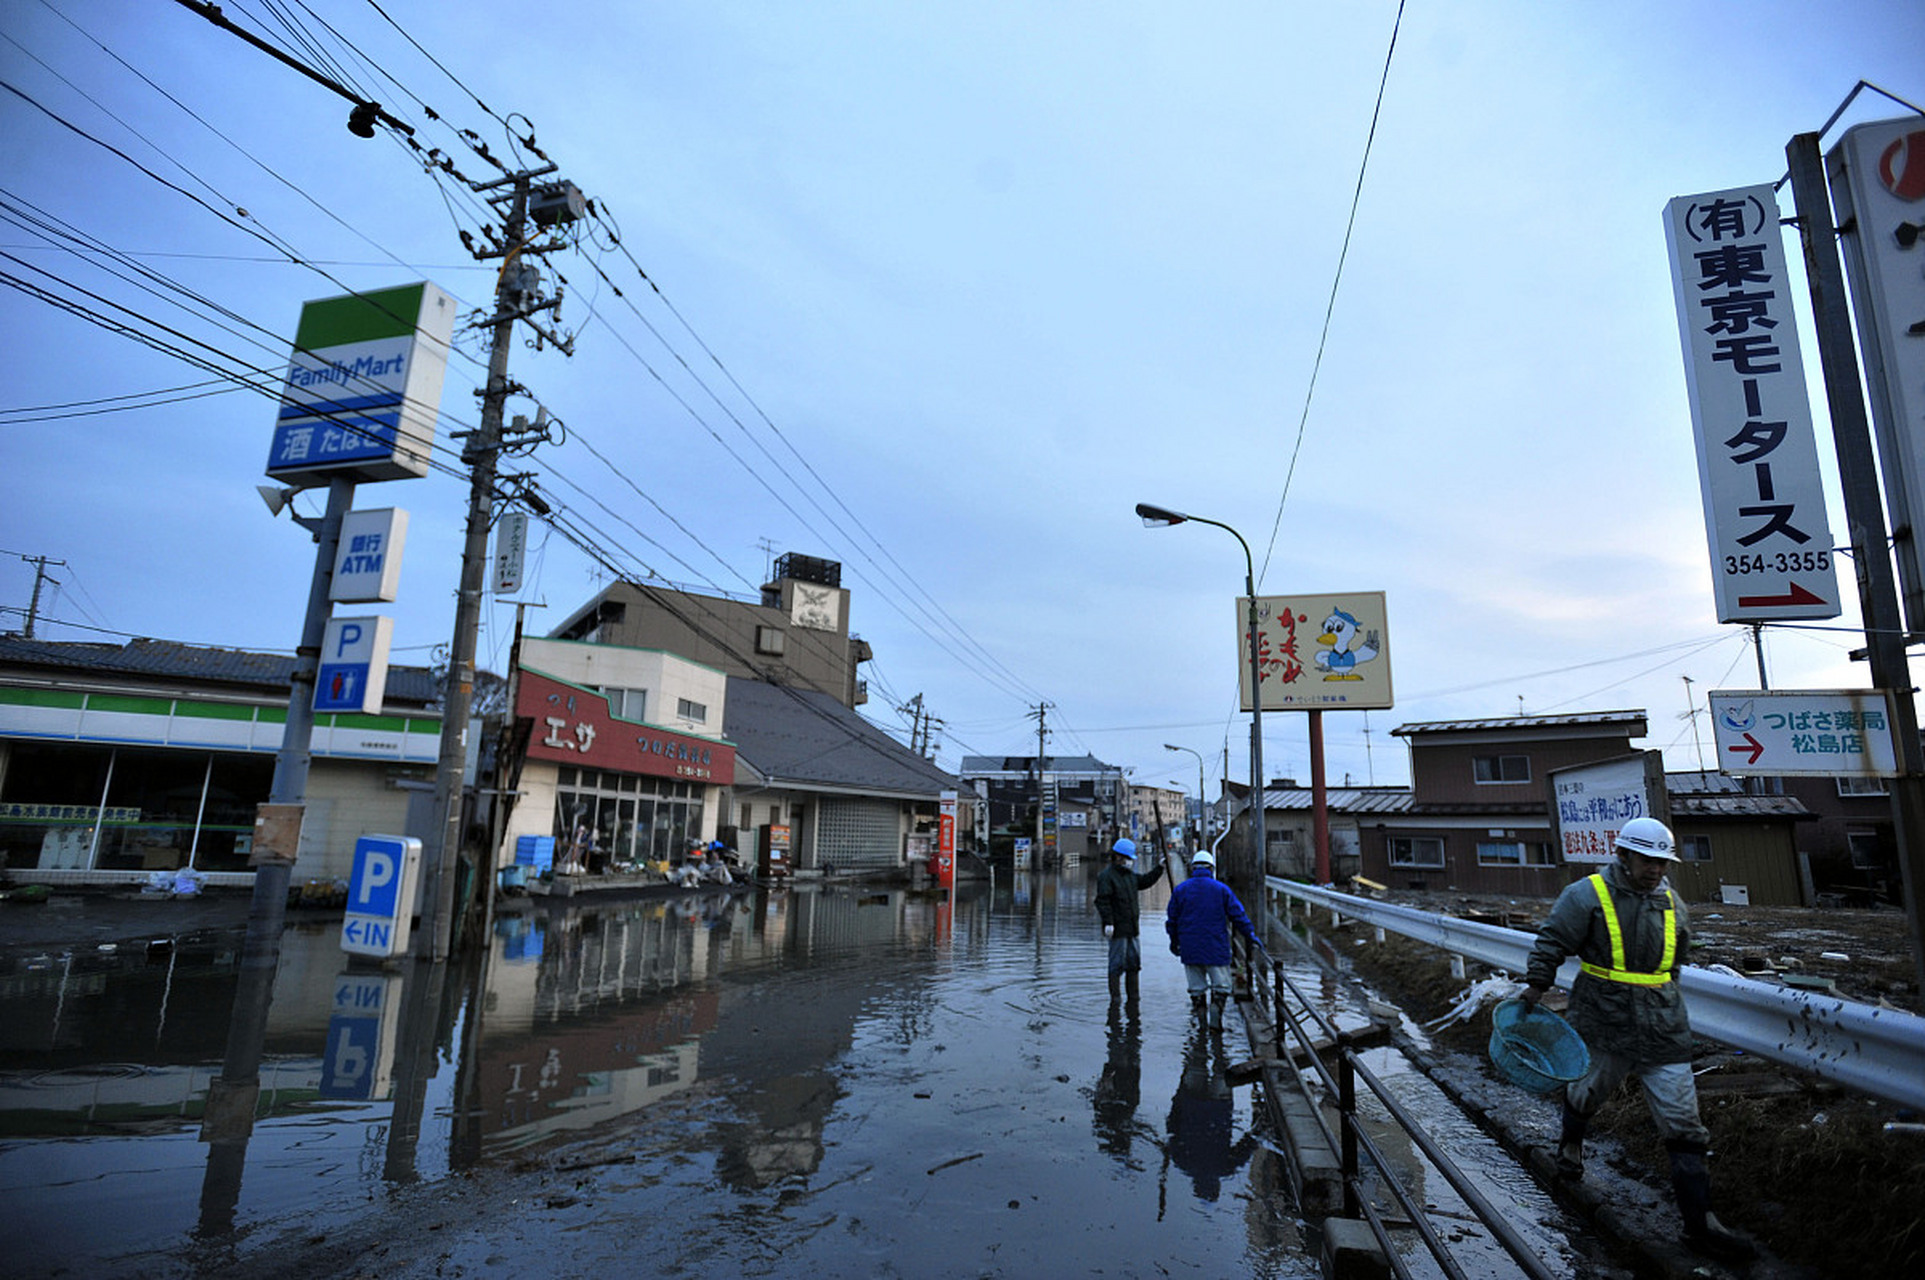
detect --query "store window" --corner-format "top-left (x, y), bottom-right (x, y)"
top-left (553, 773), bottom-right (703, 868)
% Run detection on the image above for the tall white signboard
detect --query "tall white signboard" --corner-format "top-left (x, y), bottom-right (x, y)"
top-left (1828, 119), bottom-right (1925, 633)
top-left (1664, 185), bottom-right (1841, 623)
top-left (1709, 689), bottom-right (1898, 778)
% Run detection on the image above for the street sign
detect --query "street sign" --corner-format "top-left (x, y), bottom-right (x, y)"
top-left (1664, 184), bottom-right (1841, 624)
top-left (492, 510), bottom-right (528, 594)
top-left (315, 615), bottom-right (393, 715)
top-left (330, 508), bottom-right (408, 603)
top-left (341, 834), bottom-right (421, 958)
top-left (1709, 689), bottom-right (1898, 777)
top-left (1240, 591), bottom-right (1393, 711)
top-left (320, 970), bottom-right (404, 1100)
top-left (1829, 118), bottom-right (1925, 634)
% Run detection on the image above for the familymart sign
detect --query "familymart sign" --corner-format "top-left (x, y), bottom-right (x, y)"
top-left (266, 282), bottom-right (456, 485)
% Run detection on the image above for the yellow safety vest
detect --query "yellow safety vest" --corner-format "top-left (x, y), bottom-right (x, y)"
top-left (1578, 873), bottom-right (1675, 986)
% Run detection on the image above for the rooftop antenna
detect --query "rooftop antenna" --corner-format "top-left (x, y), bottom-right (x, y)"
top-left (1680, 675), bottom-right (1707, 774)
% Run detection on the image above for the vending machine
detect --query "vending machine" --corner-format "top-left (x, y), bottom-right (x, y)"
top-left (758, 823), bottom-right (792, 878)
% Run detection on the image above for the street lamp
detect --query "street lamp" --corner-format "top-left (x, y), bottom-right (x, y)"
top-left (1137, 502), bottom-right (1265, 895)
top-left (1164, 743), bottom-right (1206, 853)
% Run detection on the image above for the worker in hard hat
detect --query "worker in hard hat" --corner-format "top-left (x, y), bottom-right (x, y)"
top-left (1095, 837), bottom-right (1165, 1017)
top-left (1520, 816), bottom-right (1756, 1263)
top-left (1165, 850), bottom-right (1262, 1032)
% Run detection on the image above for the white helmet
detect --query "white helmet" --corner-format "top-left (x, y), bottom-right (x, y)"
top-left (1615, 816), bottom-right (1679, 862)
top-left (1190, 851), bottom-right (1216, 870)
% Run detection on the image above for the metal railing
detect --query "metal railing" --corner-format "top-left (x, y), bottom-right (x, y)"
top-left (1266, 877), bottom-right (1925, 1113)
top-left (1242, 935), bottom-right (1560, 1280)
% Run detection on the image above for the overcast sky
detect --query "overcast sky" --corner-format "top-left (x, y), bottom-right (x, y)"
top-left (3, 1), bottom-right (1922, 803)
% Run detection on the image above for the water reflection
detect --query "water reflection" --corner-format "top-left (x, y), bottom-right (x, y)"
top-left (1, 875), bottom-right (1334, 1277)
top-left (1166, 1023), bottom-right (1257, 1202)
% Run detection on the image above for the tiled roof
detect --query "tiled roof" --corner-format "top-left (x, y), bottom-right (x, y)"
top-left (726, 677), bottom-right (958, 799)
top-left (957, 754), bottom-right (1116, 774)
top-left (0, 635), bottom-right (440, 705)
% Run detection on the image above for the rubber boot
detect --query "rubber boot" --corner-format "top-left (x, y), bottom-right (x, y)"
top-left (1208, 992), bottom-right (1227, 1032)
top-left (1190, 994), bottom-right (1207, 1023)
top-left (1124, 969), bottom-right (1140, 1020)
top-left (1669, 1144), bottom-right (1757, 1263)
top-left (1554, 1100), bottom-right (1587, 1180)
top-left (1107, 971), bottom-right (1122, 1008)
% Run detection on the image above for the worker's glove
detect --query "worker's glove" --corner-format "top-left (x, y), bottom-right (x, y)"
top-left (1520, 985), bottom-right (1543, 1009)
top-left (1103, 924), bottom-right (1114, 939)
top-left (1169, 941), bottom-right (1181, 957)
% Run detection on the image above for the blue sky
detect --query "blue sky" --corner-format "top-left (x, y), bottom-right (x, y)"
top-left (2, 1), bottom-right (1922, 799)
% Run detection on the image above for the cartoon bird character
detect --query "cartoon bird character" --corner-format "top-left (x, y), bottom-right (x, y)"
top-left (1314, 608), bottom-right (1379, 681)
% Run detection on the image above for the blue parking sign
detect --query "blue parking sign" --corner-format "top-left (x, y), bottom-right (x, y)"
top-left (342, 834), bottom-right (420, 958)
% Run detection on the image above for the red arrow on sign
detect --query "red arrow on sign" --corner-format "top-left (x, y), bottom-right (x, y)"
top-left (1736, 582), bottom-right (1829, 609)
top-left (1727, 732), bottom-right (1765, 765)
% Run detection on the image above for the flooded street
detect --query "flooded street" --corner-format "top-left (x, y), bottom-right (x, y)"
top-left (0, 872), bottom-right (1580, 1279)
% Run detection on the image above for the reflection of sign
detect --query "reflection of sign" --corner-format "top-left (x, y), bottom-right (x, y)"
top-left (266, 282), bottom-right (456, 485)
top-left (330, 508), bottom-right (408, 603)
top-left (1549, 753), bottom-right (1667, 864)
top-left (315, 615), bottom-right (393, 714)
top-left (1709, 689), bottom-right (1898, 777)
top-left (341, 834), bottom-right (420, 958)
top-left (321, 971), bottom-right (403, 1100)
top-left (515, 668), bottom-right (735, 785)
top-left (1241, 591), bottom-right (1393, 710)
top-left (1664, 185), bottom-right (1840, 623)
top-left (1013, 837), bottom-right (1032, 870)
top-left (1829, 119), bottom-right (1925, 632)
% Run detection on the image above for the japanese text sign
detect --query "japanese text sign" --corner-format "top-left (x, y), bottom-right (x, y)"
top-left (1549, 752), bottom-right (1667, 865)
top-left (1239, 591), bottom-right (1393, 711)
top-left (515, 667), bottom-right (735, 785)
top-left (1829, 119), bottom-right (1925, 634)
top-left (330, 507), bottom-right (408, 603)
top-left (1664, 185), bottom-right (1840, 623)
top-left (1709, 688), bottom-right (1897, 777)
top-left (266, 282), bottom-right (455, 486)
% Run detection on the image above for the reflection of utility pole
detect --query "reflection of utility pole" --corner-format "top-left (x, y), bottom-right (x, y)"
top-left (420, 167), bottom-right (580, 961)
top-left (1029, 702), bottom-right (1054, 865)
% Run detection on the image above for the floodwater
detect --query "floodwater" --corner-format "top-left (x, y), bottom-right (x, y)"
top-left (0, 871), bottom-right (1583, 1279)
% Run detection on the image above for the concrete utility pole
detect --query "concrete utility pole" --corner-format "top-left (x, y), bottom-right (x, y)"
top-left (1030, 701), bottom-right (1051, 865)
top-left (15, 554), bottom-right (66, 639)
top-left (1787, 133), bottom-right (1925, 1004)
top-left (419, 165), bottom-right (578, 961)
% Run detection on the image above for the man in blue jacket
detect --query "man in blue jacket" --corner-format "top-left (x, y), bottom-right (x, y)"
top-left (1165, 851), bottom-right (1261, 1030)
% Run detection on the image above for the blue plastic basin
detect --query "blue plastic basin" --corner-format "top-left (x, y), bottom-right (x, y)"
top-left (1489, 998), bottom-right (1590, 1094)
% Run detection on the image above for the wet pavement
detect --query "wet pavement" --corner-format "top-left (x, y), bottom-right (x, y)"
top-left (0, 872), bottom-right (1587, 1279)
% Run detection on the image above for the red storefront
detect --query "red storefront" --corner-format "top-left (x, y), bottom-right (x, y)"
top-left (516, 670), bottom-right (736, 868)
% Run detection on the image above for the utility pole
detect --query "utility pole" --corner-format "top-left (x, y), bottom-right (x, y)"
top-left (15, 554), bottom-right (66, 638)
top-left (419, 165), bottom-right (579, 961)
top-left (1788, 132), bottom-right (1925, 1004)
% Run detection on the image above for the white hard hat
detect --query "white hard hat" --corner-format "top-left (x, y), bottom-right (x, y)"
top-left (1190, 851), bottom-right (1216, 870)
top-left (1614, 816), bottom-right (1679, 862)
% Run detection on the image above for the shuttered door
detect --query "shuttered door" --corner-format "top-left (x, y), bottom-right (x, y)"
top-left (816, 797), bottom-right (899, 870)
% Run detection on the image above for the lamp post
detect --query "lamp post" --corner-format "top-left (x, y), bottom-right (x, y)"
top-left (1137, 502), bottom-right (1265, 897)
top-left (1164, 742), bottom-right (1206, 854)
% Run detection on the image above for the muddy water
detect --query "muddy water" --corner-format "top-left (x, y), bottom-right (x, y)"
top-left (0, 872), bottom-right (1584, 1278)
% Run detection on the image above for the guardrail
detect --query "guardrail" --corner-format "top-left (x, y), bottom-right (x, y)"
top-left (1266, 877), bottom-right (1925, 1114)
top-left (1242, 936), bottom-right (1560, 1280)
